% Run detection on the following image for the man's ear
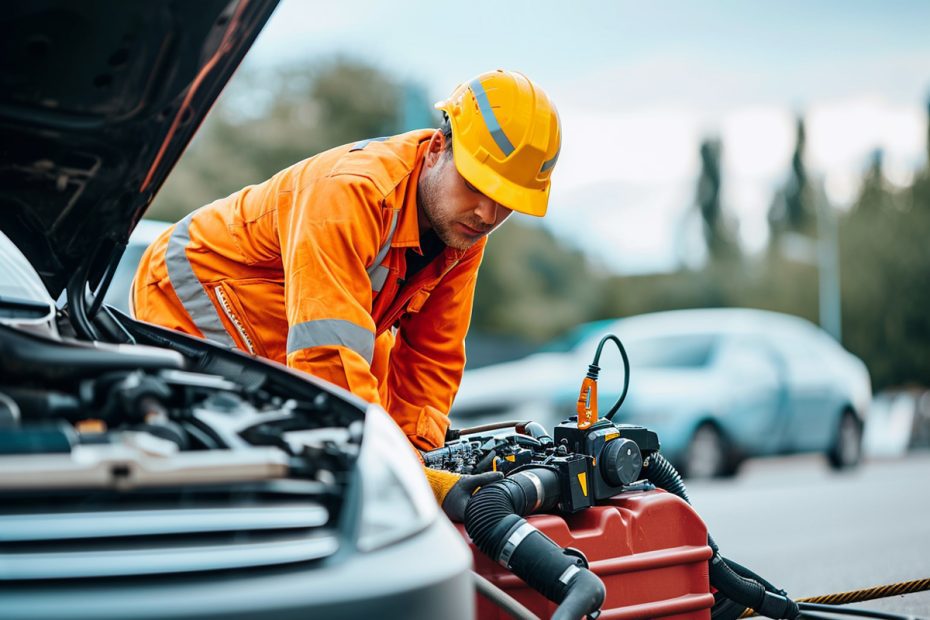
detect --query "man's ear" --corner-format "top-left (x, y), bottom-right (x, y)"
top-left (424, 129), bottom-right (446, 168)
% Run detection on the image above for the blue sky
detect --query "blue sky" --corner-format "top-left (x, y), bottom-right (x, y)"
top-left (240, 0), bottom-right (930, 273)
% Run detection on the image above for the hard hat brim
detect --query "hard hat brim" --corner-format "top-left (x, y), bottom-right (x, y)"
top-left (451, 143), bottom-right (549, 218)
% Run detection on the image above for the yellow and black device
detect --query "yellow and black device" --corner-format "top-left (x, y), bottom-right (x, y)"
top-left (551, 418), bottom-right (659, 512)
top-left (425, 332), bottom-right (655, 513)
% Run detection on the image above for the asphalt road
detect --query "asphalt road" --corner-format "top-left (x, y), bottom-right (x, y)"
top-left (685, 452), bottom-right (930, 617)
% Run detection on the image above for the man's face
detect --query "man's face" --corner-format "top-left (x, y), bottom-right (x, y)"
top-left (418, 135), bottom-right (513, 250)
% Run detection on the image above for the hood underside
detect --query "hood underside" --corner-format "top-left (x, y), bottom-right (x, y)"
top-left (0, 0), bottom-right (278, 298)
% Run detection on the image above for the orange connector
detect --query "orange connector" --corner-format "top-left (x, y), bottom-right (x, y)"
top-left (576, 375), bottom-right (598, 430)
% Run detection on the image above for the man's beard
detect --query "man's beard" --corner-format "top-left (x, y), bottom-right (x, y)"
top-left (417, 155), bottom-right (483, 251)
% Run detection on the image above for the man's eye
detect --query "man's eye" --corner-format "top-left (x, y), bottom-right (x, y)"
top-left (464, 180), bottom-right (480, 194)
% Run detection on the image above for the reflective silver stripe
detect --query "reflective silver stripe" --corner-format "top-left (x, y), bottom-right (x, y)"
top-left (558, 564), bottom-right (581, 585)
top-left (540, 143), bottom-right (560, 173)
top-left (497, 521), bottom-right (535, 568)
top-left (350, 136), bottom-right (388, 152)
top-left (287, 319), bottom-right (375, 363)
top-left (366, 210), bottom-right (398, 293)
top-left (165, 214), bottom-right (236, 347)
top-left (469, 79), bottom-right (515, 157)
top-left (369, 265), bottom-right (390, 293)
top-left (540, 110), bottom-right (562, 173)
top-left (521, 471), bottom-right (545, 512)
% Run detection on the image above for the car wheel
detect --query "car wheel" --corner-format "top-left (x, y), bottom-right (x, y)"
top-left (828, 409), bottom-right (862, 469)
top-left (684, 423), bottom-right (730, 479)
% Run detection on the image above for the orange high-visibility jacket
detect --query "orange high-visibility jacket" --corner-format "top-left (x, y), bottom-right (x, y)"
top-left (132, 130), bottom-right (485, 450)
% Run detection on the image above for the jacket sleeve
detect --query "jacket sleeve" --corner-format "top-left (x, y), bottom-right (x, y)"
top-left (277, 173), bottom-right (386, 405)
top-left (384, 240), bottom-right (486, 450)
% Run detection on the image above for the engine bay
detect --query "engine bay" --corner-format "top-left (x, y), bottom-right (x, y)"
top-left (0, 313), bottom-right (366, 495)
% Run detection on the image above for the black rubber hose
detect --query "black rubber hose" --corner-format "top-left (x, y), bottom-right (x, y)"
top-left (643, 453), bottom-right (798, 620)
top-left (464, 469), bottom-right (606, 620)
top-left (551, 569), bottom-right (605, 620)
top-left (517, 421), bottom-right (554, 447)
top-left (708, 554), bottom-right (768, 612)
top-left (724, 555), bottom-right (785, 596)
top-left (642, 452), bottom-right (691, 503)
top-left (465, 470), bottom-right (560, 549)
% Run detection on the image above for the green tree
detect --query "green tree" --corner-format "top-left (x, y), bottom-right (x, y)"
top-left (694, 137), bottom-right (738, 261)
top-left (839, 144), bottom-right (930, 390)
top-left (473, 221), bottom-right (604, 342)
top-left (769, 117), bottom-right (817, 238)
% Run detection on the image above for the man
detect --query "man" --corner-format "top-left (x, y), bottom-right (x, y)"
top-left (132, 69), bottom-right (561, 519)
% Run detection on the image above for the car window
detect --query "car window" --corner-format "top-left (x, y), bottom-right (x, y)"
top-left (625, 334), bottom-right (718, 368)
top-left (715, 337), bottom-right (781, 377)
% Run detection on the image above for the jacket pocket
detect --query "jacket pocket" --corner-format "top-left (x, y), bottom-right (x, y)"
top-left (217, 278), bottom-right (288, 362)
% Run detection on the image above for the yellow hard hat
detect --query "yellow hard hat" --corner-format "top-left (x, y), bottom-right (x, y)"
top-left (434, 69), bottom-right (561, 217)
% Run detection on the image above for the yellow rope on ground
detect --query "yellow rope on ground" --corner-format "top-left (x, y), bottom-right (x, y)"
top-left (739, 578), bottom-right (930, 618)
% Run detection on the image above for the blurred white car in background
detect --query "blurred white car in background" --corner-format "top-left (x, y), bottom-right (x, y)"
top-left (453, 308), bottom-right (872, 478)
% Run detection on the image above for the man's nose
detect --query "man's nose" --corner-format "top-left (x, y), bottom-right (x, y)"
top-left (475, 198), bottom-right (506, 225)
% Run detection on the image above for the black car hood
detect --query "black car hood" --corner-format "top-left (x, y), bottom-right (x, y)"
top-left (0, 0), bottom-right (278, 298)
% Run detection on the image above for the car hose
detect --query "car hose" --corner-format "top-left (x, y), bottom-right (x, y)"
top-left (642, 453), bottom-right (799, 620)
top-left (464, 468), bottom-right (606, 620)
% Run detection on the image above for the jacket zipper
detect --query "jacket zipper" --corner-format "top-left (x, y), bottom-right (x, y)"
top-left (213, 285), bottom-right (255, 354)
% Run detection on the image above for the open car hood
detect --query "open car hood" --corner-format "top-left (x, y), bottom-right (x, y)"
top-left (0, 0), bottom-right (278, 299)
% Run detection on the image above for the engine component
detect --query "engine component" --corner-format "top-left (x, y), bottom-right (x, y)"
top-left (444, 332), bottom-right (804, 619)
top-left (424, 418), bottom-right (659, 513)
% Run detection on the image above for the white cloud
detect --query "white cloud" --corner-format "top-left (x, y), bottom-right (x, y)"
top-left (722, 107), bottom-right (796, 181)
top-left (806, 97), bottom-right (926, 181)
top-left (554, 106), bottom-right (702, 191)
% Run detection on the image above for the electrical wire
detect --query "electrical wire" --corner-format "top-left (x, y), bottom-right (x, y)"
top-left (590, 334), bottom-right (630, 420)
top-left (798, 612), bottom-right (849, 620)
top-left (798, 603), bottom-right (921, 620)
top-left (66, 262), bottom-right (101, 341)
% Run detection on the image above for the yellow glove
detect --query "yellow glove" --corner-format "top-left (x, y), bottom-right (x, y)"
top-left (422, 467), bottom-right (503, 522)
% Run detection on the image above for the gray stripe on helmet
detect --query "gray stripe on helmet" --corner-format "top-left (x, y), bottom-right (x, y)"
top-left (164, 213), bottom-right (237, 347)
top-left (468, 79), bottom-right (515, 157)
top-left (287, 318), bottom-right (375, 363)
top-left (366, 210), bottom-right (399, 292)
top-left (540, 143), bottom-right (560, 173)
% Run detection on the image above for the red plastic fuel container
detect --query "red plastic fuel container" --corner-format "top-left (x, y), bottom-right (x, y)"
top-left (459, 489), bottom-right (715, 620)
